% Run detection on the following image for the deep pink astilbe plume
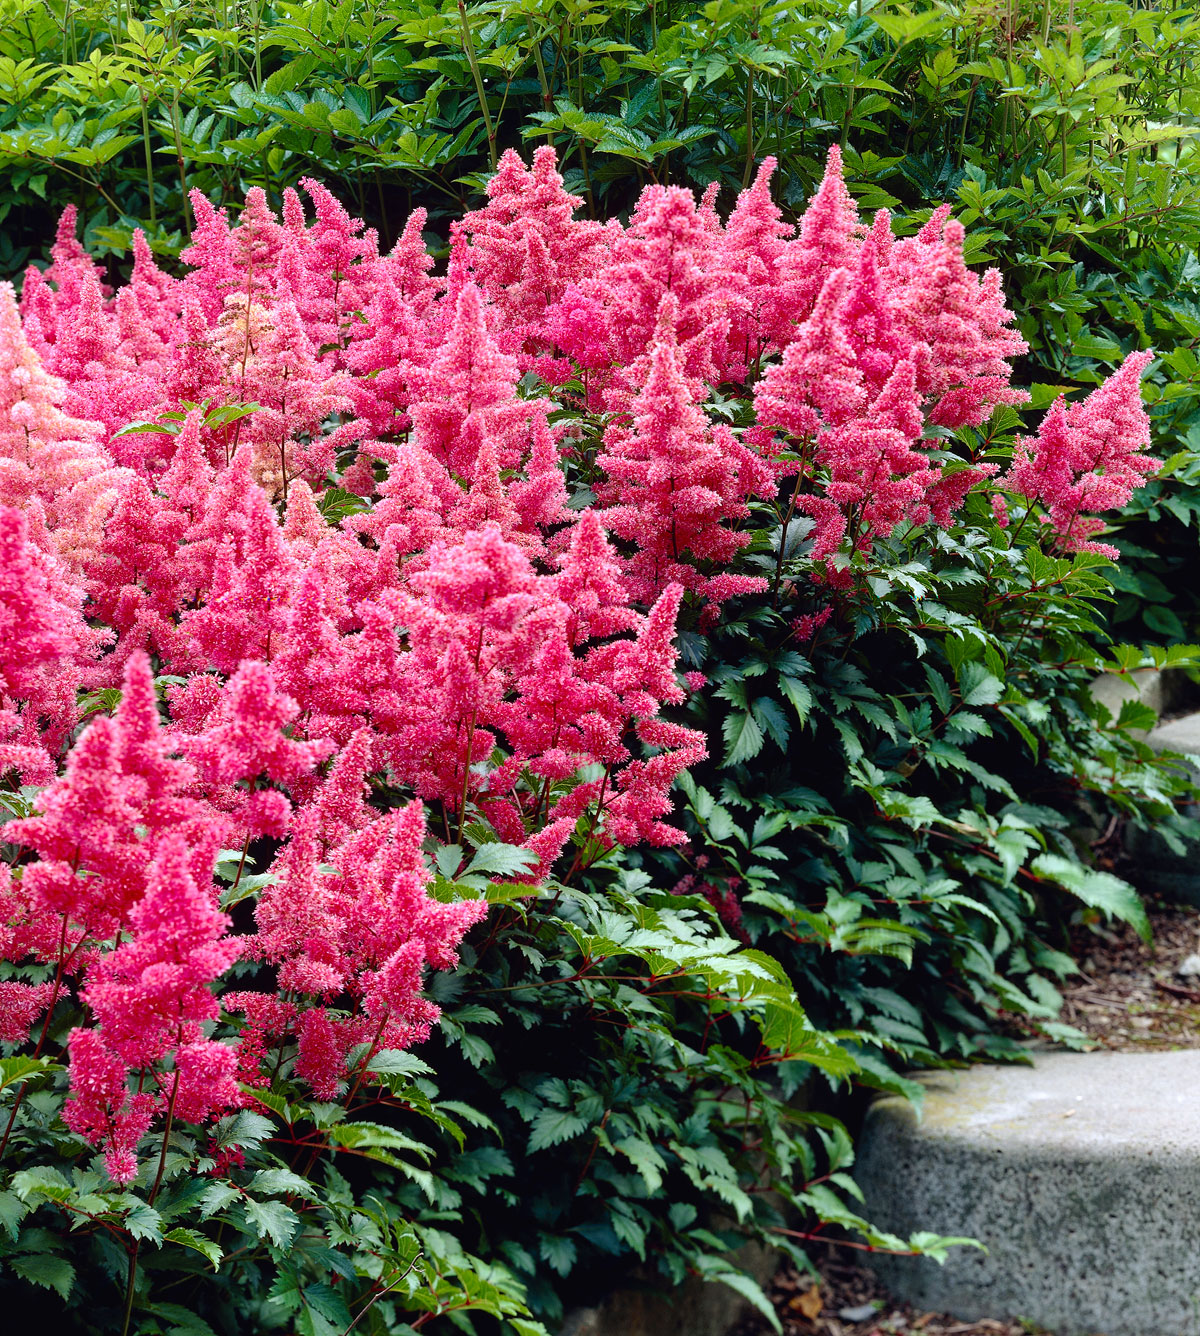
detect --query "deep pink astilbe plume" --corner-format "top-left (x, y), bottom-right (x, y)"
top-left (296, 178), bottom-right (378, 362)
top-left (781, 144), bottom-right (864, 326)
top-left (180, 191), bottom-right (239, 320)
top-left (597, 298), bottom-right (773, 609)
top-left (460, 146), bottom-right (606, 358)
top-left (815, 358), bottom-right (936, 548)
top-left (720, 156), bottom-right (798, 371)
top-left (237, 796), bottom-right (485, 1096)
top-left (62, 1028), bottom-right (158, 1184)
top-left (180, 659), bottom-right (332, 839)
top-left (8, 653), bottom-right (216, 941)
top-left (550, 183), bottom-right (738, 402)
top-left (406, 285), bottom-right (530, 476)
top-left (65, 835), bottom-right (240, 1181)
top-left (753, 269), bottom-right (867, 440)
top-left (0, 505), bottom-right (98, 778)
top-left (1001, 350), bottom-right (1159, 557)
top-left (237, 288), bottom-right (355, 497)
top-left (889, 217), bottom-right (1028, 428)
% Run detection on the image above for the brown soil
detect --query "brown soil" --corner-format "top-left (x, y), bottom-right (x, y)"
top-left (730, 1245), bottom-right (1050, 1336)
top-left (733, 897), bottom-right (1200, 1336)
top-left (1059, 897), bottom-right (1200, 1049)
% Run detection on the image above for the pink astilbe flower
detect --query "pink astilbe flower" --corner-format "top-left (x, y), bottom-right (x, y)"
top-left (720, 156), bottom-right (799, 371)
top-left (1001, 350), bottom-right (1159, 557)
top-left (180, 659), bottom-right (332, 839)
top-left (238, 798), bottom-right (486, 1096)
top-left (8, 653), bottom-right (216, 941)
top-left (237, 286), bottom-right (356, 497)
top-left (597, 297), bottom-right (774, 609)
top-left (890, 216), bottom-right (1028, 428)
top-left (406, 285), bottom-right (530, 477)
top-left (780, 145), bottom-right (864, 326)
top-left (753, 269), bottom-right (867, 442)
top-left (181, 192), bottom-right (239, 320)
top-left (0, 505), bottom-right (99, 778)
top-left (550, 183), bottom-right (739, 402)
top-left (65, 835), bottom-right (240, 1181)
top-left (459, 146), bottom-right (607, 358)
top-left (62, 1028), bottom-right (157, 1183)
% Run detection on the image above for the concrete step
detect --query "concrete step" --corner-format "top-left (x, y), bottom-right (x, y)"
top-left (856, 1049), bottom-right (1200, 1336)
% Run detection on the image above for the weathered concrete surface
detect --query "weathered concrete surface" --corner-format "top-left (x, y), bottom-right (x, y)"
top-left (856, 1050), bottom-right (1200, 1336)
top-left (559, 1238), bottom-right (777, 1336)
top-left (1088, 668), bottom-right (1167, 738)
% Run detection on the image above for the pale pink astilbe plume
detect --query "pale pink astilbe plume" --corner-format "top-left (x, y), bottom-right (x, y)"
top-left (720, 156), bottom-right (799, 372)
top-left (0, 281), bottom-right (128, 564)
top-left (460, 146), bottom-right (607, 357)
top-left (889, 216), bottom-right (1028, 428)
top-left (0, 505), bottom-right (99, 779)
top-left (780, 144), bottom-right (865, 328)
top-left (179, 659), bottom-right (332, 840)
top-left (753, 269), bottom-right (867, 442)
top-left (1001, 350), bottom-right (1159, 558)
top-left (597, 296), bottom-right (773, 610)
top-left (211, 291), bottom-right (276, 409)
top-left (282, 478), bottom-right (331, 554)
top-left (180, 191), bottom-right (239, 320)
top-left (406, 284), bottom-right (530, 477)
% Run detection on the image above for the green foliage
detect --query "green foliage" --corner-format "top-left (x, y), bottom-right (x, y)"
top-left (642, 467), bottom-right (1200, 1080)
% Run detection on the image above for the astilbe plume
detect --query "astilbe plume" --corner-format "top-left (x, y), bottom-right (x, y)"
top-left (597, 296), bottom-right (775, 610)
top-left (999, 350), bottom-right (1159, 557)
top-left (67, 835), bottom-right (241, 1181)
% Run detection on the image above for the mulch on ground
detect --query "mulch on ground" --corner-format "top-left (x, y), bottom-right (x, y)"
top-left (730, 1244), bottom-right (1049, 1336)
top-left (733, 896), bottom-right (1200, 1336)
top-left (1059, 896), bottom-right (1200, 1049)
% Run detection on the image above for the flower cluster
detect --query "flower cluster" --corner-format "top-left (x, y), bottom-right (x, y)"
top-left (0, 146), bottom-right (1157, 1183)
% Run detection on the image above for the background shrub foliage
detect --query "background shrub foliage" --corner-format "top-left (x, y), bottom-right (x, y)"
top-left (2, 2), bottom-right (1200, 1334)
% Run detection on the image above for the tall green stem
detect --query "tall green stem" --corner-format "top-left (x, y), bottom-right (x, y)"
top-left (458, 0), bottom-right (496, 169)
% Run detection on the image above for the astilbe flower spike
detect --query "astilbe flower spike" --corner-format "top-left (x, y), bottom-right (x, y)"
top-left (1000, 350), bottom-right (1159, 557)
